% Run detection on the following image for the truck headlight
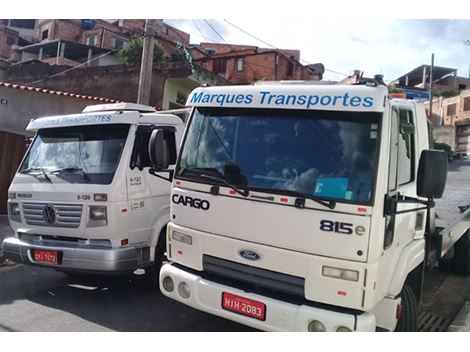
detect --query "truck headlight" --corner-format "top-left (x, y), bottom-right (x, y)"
top-left (322, 266), bottom-right (359, 282)
top-left (9, 202), bottom-right (21, 222)
top-left (89, 206), bottom-right (107, 221)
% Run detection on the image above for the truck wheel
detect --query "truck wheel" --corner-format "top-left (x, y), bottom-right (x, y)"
top-left (452, 230), bottom-right (470, 276)
top-left (394, 285), bottom-right (418, 332)
top-left (144, 230), bottom-right (167, 289)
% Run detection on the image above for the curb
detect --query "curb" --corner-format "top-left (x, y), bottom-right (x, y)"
top-left (448, 301), bottom-right (470, 331)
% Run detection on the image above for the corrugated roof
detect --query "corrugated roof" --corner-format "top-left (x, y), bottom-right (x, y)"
top-left (0, 81), bottom-right (118, 103)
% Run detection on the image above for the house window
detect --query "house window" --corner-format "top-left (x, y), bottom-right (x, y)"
top-left (235, 57), bottom-right (244, 71)
top-left (447, 103), bottom-right (457, 116)
top-left (112, 37), bottom-right (125, 50)
top-left (464, 97), bottom-right (470, 112)
top-left (41, 29), bottom-right (49, 40)
top-left (86, 35), bottom-right (97, 46)
top-left (213, 59), bottom-right (227, 74)
top-left (205, 48), bottom-right (216, 55)
top-left (176, 91), bottom-right (187, 105)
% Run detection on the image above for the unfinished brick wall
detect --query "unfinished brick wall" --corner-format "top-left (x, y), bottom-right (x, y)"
top-left (0, 24), bottom-right (19, 59)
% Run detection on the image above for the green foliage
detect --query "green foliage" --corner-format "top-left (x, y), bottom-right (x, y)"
top-left (388, 86), bottom-right (402, 93)
top-left (168, 49), bottom-right (184, 62)
top-left (434, 142), bottom-right (454, 158)
top-left (438, 90), bottom-right (460, 98)
top-left (117, 37), bottom-right (165, 65)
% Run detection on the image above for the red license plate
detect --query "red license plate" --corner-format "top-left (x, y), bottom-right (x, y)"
top-left (222, 292), bottom-right (266, 321)
top-left (32, 249), bottom-right (58, 264)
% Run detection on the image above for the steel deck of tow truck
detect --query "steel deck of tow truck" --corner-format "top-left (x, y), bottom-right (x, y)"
top-left (435, 159), bottom-right (470, 230)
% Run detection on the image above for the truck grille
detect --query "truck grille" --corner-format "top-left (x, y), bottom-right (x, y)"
top-left (22, 202), bottom-right (83, 228)
top-left (203, 255), bottom-right (305, 297)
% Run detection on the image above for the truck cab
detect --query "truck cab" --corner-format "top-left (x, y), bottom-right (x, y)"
top-left (3, 102), bottom-right (184, 282)
top-left (157, 81), bottom-right (469, 331)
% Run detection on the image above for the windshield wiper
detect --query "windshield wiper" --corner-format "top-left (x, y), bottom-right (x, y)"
top-left (180, 167), bottom-right (249, 197)
top-left (20, 167), bottom-right (52, 183)
top-left (273, 189), bottom-right (336, 210)
top-left (200, 174), bottom-right (249, 197)
top-left (50, 167), bottom-right (91, 182)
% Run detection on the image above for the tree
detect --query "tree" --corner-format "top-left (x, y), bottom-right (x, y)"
top-left (117, 37), bottom-right (165, 65)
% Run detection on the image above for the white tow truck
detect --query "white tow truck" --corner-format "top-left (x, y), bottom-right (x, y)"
top-left (2, 102), bottom-right (184, 283)
top-left (152, 78), bottom-right (470, 331)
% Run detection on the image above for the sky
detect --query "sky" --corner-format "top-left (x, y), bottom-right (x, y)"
top-left (164, 19), bottom-right (470, 83)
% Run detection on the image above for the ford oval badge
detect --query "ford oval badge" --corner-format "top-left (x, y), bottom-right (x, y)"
top-left (239, 250), bottom-right (260, 261)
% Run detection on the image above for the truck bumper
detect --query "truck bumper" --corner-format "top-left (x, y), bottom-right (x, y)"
top-left (1, 236), bottom-right (139, 273)
top-left (160, 263), bottom-right (376, 332)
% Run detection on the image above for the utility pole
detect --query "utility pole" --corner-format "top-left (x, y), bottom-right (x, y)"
top-left (465, 40), bottom-right (470, 79)
top-left (137, 19), bottom-right (157, 105)
top-left (428, 53), bottom-right (434, 119)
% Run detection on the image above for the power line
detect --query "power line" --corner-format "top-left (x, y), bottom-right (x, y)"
top-left (28, 51), bottom-right (113, 85)
top-left (223, 19), bottom-right (349, 78)
top-left (191, 20), bottom-right (215, 42)
top-left (196, 20), bottom-right (270, 78)
top-left (203, 19), bottom-right (227, 43)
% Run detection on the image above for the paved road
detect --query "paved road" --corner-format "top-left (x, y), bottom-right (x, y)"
top-left (1, 160), bottom-right (469, 332)
top-left (0, 265), bottom-right (254, 332)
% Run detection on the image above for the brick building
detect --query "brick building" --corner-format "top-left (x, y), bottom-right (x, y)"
top-left (32, 19), bottom-right (189, 62)
top-left (191, 43), bottom-right (324, 84)
top-left (391, 64), bottom-right (470, 95)
top-left (427, 89), bottom-right (470, 154)
top-left (0, 23), bottom-right (20, 60)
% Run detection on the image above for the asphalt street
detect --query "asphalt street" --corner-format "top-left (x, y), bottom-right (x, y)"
top-left (0, 265), bottom-right (254, 332)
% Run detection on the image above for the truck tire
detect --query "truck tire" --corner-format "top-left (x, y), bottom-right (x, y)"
top-left (394, 285), bottom-right (418, 332)
top-left (145, 229), bottom-right (167, 289)
top-left (452, 230), bottom-right (470, 276)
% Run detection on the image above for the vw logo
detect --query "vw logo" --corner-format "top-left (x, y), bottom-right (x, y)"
top-left (239, 250), bottom-right (260, 261)
top-left (43, 205), bottom-right (56, 224)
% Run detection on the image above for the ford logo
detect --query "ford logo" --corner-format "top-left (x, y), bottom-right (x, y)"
top-left (239, 250), bottom-right (260, 261)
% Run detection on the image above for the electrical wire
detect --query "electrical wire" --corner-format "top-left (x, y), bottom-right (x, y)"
top-left (223, 19), bottom-right (349, 78)
top-left (28, 51), bottom-right (113, 85)
top-left (197, 19), bottom-right (282, 78)
top-left (191, 20), bottom-right (216, 42)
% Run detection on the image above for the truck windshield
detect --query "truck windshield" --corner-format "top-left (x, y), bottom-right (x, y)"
top-left (19, 124), bottom-right (129, 184)
top-left (176, 107), bottom-right (381, 204)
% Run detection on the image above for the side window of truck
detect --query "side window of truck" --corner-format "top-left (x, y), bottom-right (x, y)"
top-left (388, 108), bottom-right (415, 191)
top-left (130, 125), bottom-right (176, 170)
top-left (130, 125), bottom-right (152, 170)
top-left (397, 109), bottom-right (415, 185)
top-left (388, 108), bottom-right (399, 192)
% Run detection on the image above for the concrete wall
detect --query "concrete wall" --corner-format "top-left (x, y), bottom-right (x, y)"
top-left (2, 61), bottom-right (195, 109)
top-left (0, 86), bottom-right (110, 136)
top-left (162, 78), bottom-right (199, 111)
top-left (434, 125), bottom-right (456, 150)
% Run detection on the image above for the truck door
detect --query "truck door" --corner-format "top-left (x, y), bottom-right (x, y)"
top-left (384, 106), bottom-right (422, 251)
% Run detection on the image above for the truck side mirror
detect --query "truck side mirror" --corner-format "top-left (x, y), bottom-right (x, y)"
top-left (417, 149), bottom-right (447, 199)
top-left (148, 128), bottom-right (177, 170)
